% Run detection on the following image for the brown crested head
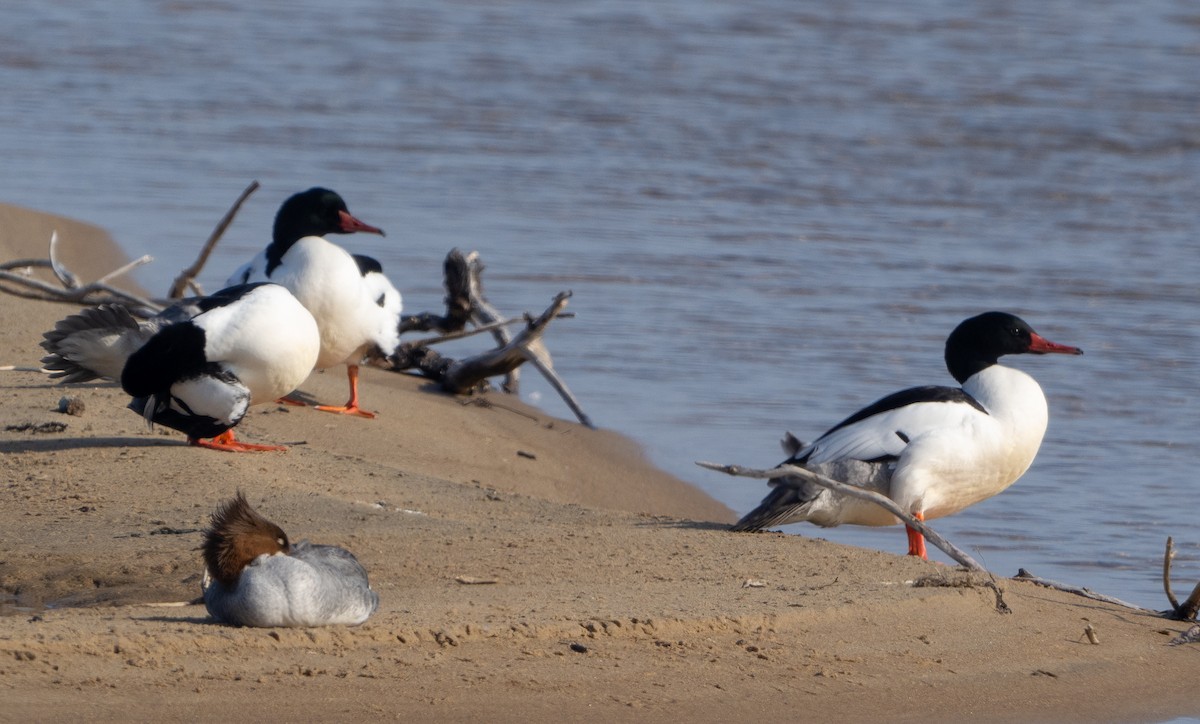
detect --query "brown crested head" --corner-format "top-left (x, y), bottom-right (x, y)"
top-left (202, 492), bottom-right (291, 586)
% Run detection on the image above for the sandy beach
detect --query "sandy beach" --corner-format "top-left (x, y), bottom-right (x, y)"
top-left (0, 202), bottom-right (1196, 722)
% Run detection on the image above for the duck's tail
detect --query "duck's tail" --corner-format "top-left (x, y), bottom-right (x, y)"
top-left (40, 304), bottom-right (150, 383)
top-left (729, 432), bottom-right (815, 532)
top-left (730, 481), bottom-right (816, 532)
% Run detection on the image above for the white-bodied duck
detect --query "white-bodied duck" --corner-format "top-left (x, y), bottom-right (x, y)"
top-left (731, 311), bottom-right (1083, 559)
top-left (201, 492), bottom-right (379, 627)
top-left (226, 187), bottom-right (400, 418)
top-left (41, 282), bottom-right (319, 452)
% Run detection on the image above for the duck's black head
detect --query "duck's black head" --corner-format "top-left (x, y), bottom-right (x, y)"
top-left (944, 311), bottom-right (1082, 384)
top-left (271, 187), bottom-right (385, 249)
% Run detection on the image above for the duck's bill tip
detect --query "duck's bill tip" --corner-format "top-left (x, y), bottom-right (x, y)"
top-left (337, 210), bottom-right (385, 236)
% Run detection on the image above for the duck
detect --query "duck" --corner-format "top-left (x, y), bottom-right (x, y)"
top-left (226, 187), bottom-right (400, 418)
top-left (40, 282), bottom-right (319, 452)
top-left (730, 311), bottom-right (1083, 559)
top-left (201, 492), bottom-right (379, 627)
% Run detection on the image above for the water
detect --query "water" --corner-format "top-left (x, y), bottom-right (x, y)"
top-left (1, 0), bottom-right (1197, 608)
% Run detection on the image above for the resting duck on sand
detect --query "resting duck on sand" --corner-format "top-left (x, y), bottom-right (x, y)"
top-left (731, 311), bottom-right (1083, 559)
top-left (41, 282), bottom-right (319, 452)
top-left (201, 492), bottom-right (379, 627)
top-left (226, 187), bottom-right (400, 418)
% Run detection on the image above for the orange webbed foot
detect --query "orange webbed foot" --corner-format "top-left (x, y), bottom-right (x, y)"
top-left (313, 403), bottom-right (377, 419)
top-left (189, 430), bottom-right (287, 453)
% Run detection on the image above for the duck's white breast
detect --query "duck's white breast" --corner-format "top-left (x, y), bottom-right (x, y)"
top-left (194, 285), bottom-right (320, 404)
top-left (271, 238), bottom-right (382, 369)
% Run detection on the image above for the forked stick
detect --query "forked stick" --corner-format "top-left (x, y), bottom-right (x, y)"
top-left (167, 180), bottom-right (260, 298)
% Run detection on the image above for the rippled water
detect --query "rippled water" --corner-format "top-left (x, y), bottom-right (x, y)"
top-left (2, 0), bottom-right (1198, 607)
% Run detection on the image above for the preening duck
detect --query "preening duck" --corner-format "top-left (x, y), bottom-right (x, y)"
top-left (41, 282), bottom-right (319, 452)
top-left (201, 492), bottom-right (379, 627)
top-left (226, 187), bottom-right (401, 418)
top-left (731, 311), bottom-right (1083, 559)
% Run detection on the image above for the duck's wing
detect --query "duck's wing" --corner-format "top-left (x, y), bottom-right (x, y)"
top-left (289, 542), bottom-right (380, 623)
top-left (352, 255), bottom-right (404, 358)
top-left (804, 385), bottom-right (986, 465)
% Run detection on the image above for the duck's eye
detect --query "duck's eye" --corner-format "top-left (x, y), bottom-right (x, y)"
top-left (1009, 327), bottom-right (1022, 337)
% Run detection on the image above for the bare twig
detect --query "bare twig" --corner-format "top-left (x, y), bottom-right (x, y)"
top-left (167, 180), bottom-right (260, 299)
top-left (0, 236), bottom-right (159, 312)
top-left (1160, 536), bottom-right (1200, 620)
top-left (463, 251), bottom-right (519, 393)
top-left (525, 336), bottom-right (592, 428)
top-left (1013, 569), bottom-right (1149, 611)
top-left (48, 231), bottom-right (79, 289)
top-left (1164, 536), bottom-right (1179, 611)
top-left (402, 318), bottom-right (515, 348)
top-left (696, 460), bottom-right (985, 571)
top-left (403, 314), bottom-right (567, 349)
top-left (1177, 582), bottom-right (1200, 621)
top-left (95, 255), bottom-right (155, 287)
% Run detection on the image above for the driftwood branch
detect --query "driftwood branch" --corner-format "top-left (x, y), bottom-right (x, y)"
top-left (696, 460), bottom-right (986, 571)
top-left (0, 233), bottom-right (159, 313)
top-left (1013, 570), bottom-right (1150, 611)
top-left (48, 229), bottom-right (80, 289)
top-left (167, 180), bottom-right (260, 299)
top-left (389, 249), bottom-right (593, 428)
top-left (391, 292), bottom-right (593, 426)
top-left (1164, 536), bottom-right (1179, 611)
top-left (1161, 537), bottom-right (1200, 621)
top-left (402, 314), bottom-right (565, 349)
top-left (441, 292), bottom-right (572, 395)
top-left (460, 251), bottom-right (518, 393)
top-left (398, 250), bottom-right (474, 335)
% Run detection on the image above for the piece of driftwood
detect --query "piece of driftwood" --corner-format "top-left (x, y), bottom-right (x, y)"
top-left (388, 249), bottom-right (593, 428)
top-left (167, 180), bottom-right (260, 299)
top-left (1012, 570), bottom-right (1150, 611)
top-left (696, 460), bottom-right (986, 572)
top-left (464, 251), bottom-right (519, 393)
top-left (397, 249), bottom-right (474, 335)
top-left (391, 292), bottom-right (593, 427)
top-left (1164, 536), bottom-right (1179, 611)
top-left (0, 232), bottom-right (159, 312)
top-left (460, 252), bottom-right (518, 393)
top-left (1161, 537), bottom-right (1200, 621)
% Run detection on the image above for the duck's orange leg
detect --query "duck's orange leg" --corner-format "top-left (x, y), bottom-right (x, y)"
top-left (905, 511), bottom-right (928, 560)
top-left (314, 365), bottom-right (377, 418)
top-left (189, 430), bottom-right (287, 453)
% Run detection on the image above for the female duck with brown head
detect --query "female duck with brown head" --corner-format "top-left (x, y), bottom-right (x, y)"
top-left (202, 493), bottom-right (379, 627)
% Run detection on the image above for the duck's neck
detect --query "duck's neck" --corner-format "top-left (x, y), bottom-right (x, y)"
top-left (962, 364), bottom-right (1049, 432)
